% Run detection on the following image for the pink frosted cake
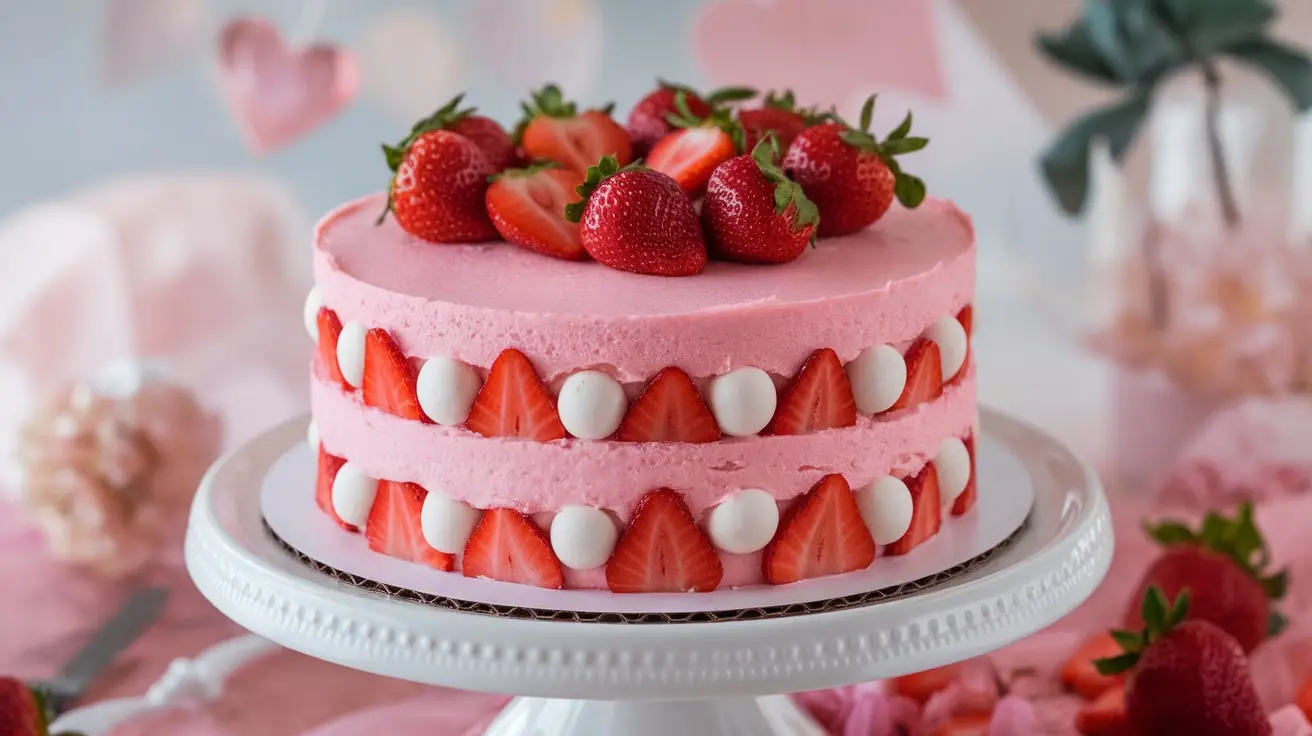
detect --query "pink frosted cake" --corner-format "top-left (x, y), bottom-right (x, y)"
top-left (304, 84), bottom-right (977, 594)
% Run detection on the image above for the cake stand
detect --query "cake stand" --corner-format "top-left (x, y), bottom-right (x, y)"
top-left (185, 408), bottom-right (1113, 736)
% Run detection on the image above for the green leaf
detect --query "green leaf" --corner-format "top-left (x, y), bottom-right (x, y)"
top-left (1170, 0), bottom-right (1275, 56)
top-left (1200, 511), bottom-right (1228, 546)
top-left (888, 112), bottom-right (914, 140)
top-left (1040, 92), bottom-right (1150, 215)
top-left (1110, 629), bottom-right (1142, 650)
top-left (1143, 520), bottom-right (1197, 546)
top-left (1269, 610), bottom-right (1290, 638)
top-left (1094, 652), bottom-right (1141, 676)
top-left (1167, 590), bottom-right (1192, 628)
top-left (707, 86), bottom-right (758, 105)
top-left (1227, 39), bottom-right (1312, 112)
top-left (858, 95), bottom-right (875, 133)
top-left (881, 137), bottom-right (929, 155)
top-left (563, 155), bottom-right (619, 223)
top-left (1035, 21), bottom-right (1123, 85)
top-left (1142, 585), bottom-right (1168, 631)
top-left (894, 174), bottom-right (927, 208)
top-left (1263, 570), bottom-right (1290, 600)
top-left (382, 144), bottom-right (405, 172)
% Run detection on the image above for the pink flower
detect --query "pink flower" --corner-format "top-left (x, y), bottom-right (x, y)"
top-left (793, 683), bottom-right (920, 736)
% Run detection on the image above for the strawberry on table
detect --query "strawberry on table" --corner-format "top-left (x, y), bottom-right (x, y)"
top-left (888, 338), bottom-right (944, 413)
top-left (646, 93), bottom-right (743, 196)
top-left (517, 84), bottom-right (633, 175)
top-left (564, 156), bottom-right (707, 277)
top-left (615, 367), bottom-right (721, 443)
top-left (362, 328), bottom-right (427, 422)
top-left (466, 349), bottom-right (567, 441)
top-left (485, 163), bottom-right (586, 261)
top-left (462, 508), bottom-right (564, 588)
top-left (738, 89), bottom-right (825, 153)
top-left (367, 480), bottom-right (454, 571)
top-left (626, 80), bottom-right (755, 156)
top-left (1097, 588), bottom-right (1271, 736)
top-left (884, 463), bottom-right (942, 556)
top-left (1124, 502), bottom-right (1288, 654)
top-left (316, 307), bottom-right (350, 390)
top-left (1061, 631), bottom-right (1126, 700)
top-left (379, 119), bottom-right (499, 243)
top-left (606, 489), bottom-right (723, 593)
top-left (0, 677), bottom-right (49, 736)
top-left (316, 445), bottom-right (355, 532)
top-left (762, 474), bottom-right (876, 584)
top-left (397, 93), bottom-right (518, 172)
top-left (703, 134), bottom-right (819, 265)
top-left (766, 348), bottom-right (857, 434)
top-left (783, 95), bottom-right (929, 237)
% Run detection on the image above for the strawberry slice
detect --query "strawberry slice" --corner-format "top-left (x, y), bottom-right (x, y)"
top-left (891, 663), bottom-right (963, 704)
top-left (767, 348), bottom-right (858, 435)
top-left (957, 304), bottom-right (974, 336)
top-left (486, 165), bottom-right (587, 261)
top-left (614, 367), bottom-right (720, 443)
top-left (606, 489), bottom-right (723, 593)
top-left (1061, 632), bottom-right (1125, 700)
top-left (362, 328), bottom-right (427, 422)
top-left (518, 86), bottom-right (633, 175)
top-left (888, 339), bottom-right (944, 412)
top-left (884, 463), bottom-right (942, 556)
top-left (462, 508), bottom-right (564, 588)
top-left (762, 474), bottom-right (876, 585)
top-left (951, 434), bottom-right (978, 517)
top-left (366, 480), bottom-right (454, 571)
top-left (466, 349), bottom-right (567, 441)
top-left (1075, 686), bottom-right (1135, 736)
top-left (315, 445), bottom-right (355, 532)
top-left (316, 307), bottom-right (349, 389)
top-left (647, 126), bottom-right (737, 195)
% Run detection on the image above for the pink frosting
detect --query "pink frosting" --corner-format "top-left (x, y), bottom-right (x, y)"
top-left (314, 195), bottom-right (975, 382)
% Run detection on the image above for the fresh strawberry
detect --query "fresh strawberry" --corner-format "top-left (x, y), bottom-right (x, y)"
top-left (316, 445), bottom-right (355, 532)
top-left (1076, 686), bottom-right (1136, 736)
top-left (888, 339), bottom-right (944, 412)
top-left (517, 85), bottom-right (632, 175)
top-left (485, 164), bottom-right (586, 260)
top-left (929, 713), bottom-right (993, 736)
top-left (762, 474), bottom-right (876, 584)
top-left (703, 134), bottom-right (819, 264)
top-left (1098, 588), bottom-right (1271, 736)
top-left (767, 348), bottom-right (857, 434)
top-left (380, 123), bottom-right (498, 243)
top-left (646, 95), bottom-right (743, 196)
top-left (884, 463), bottom-right (942, 556)
top-left (783, 95), bottom-right (929, 237)
top-left (1297, 672), bottom-right (1312, 720)
top-left (950, 434), bottom-right (977, 517)
top-left (738, 90), bottom-right (824, 153)
top-left (400, 94), bottom-right (518, 171)
top-left (1124, 503), bottom-right (1287, 654)
top-left (564, 156), bottom-right (707, 277)
top-left (626, 81), bottom-right (754, 156)
top-left (606, 489), bottom-right (723, 593)
top-left (1062, 632), bottom-right (1126, 700)
top-left (462, 508), bottom-right (564, 588)
top-left (362, 328), bottom-right (427, 422)
top-left (366, 480), bottom-right (454, 571)
top-left (316, 307), bottom-right (349, 389)
top-left (891, 663), bottom-right (962, 704)
top-left (0, 676), bottom-right (46, 736)
top-left (957, 304), bottom-right (974, 335)
top-left (615, 367), bottom-right (720, 443)
top-left (466, 349), bottom-right (567, 441)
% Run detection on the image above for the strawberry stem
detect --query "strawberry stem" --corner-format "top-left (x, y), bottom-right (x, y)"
top-left (836, 94), bottom-right (930, 208)
top-left (1095, 587), bottom-right (1191, 676)
top-left (750, 134), bottom-right (820, 236)
top-left (1143, 501), bottom-right (1288, 602)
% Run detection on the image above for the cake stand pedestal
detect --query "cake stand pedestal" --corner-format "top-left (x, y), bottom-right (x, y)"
top-left (185, 409), bottom-right (1113, 736)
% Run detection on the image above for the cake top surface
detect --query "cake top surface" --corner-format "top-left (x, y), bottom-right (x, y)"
top-left (317, 193), bottom-right (973, 318)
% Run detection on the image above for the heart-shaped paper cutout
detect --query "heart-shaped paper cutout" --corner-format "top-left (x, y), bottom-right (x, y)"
top-left (103, 0), bottom-right (211, 86)
top-left (217, 17), bottom-right (358, 155)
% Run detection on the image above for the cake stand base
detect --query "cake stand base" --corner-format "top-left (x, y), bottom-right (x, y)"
top-left (185, 408), bottom-right (1112, 736)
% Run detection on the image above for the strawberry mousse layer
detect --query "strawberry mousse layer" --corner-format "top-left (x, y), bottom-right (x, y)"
top-left (314, 194), bottom-right (975, 382)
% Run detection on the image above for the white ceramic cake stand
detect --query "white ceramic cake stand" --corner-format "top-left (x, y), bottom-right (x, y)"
top-left (185, 408), bottom-right (1112, 736)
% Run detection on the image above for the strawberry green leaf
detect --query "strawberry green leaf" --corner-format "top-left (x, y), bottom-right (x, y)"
top-left (1143, 520), bottom-right (1197, 546)
top-left (1142, 585), bottom-right (1169, 631)
top-left (751, 134), bottom-right (820, 233)
top-left (881, 137), bottom-right (929, 155)
top-left (706, 86), bottom-right (757, 105)
top-left (1262, 569), bottom-right (1289, 600)
top-left (894, 175), bottom-right (927, 208)
top-left (763, 89), bottom-right (797, 110)
top-left (564, 155), bottom-right (621, 223)
top-left (1143, 502), bottom-right (1288, 603)
top-left (888, 111), bottom-right (914, 141)
top-left (1094, 651), bottom-right (1141, 677)
top-left (1111, 629), bottom-right (1142, 650)
top-left (382, 144), bottom-right (405, 173)
top-left (858, 95), bottom-right (876, 133)
top-left (1269, 610), bottom-right (1289, 638)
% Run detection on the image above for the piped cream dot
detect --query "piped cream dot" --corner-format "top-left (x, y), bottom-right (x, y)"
top-left (706, 489), bottom-right (779, 554)
top-left (336, 320), bottom-right (367, 388)
top-left (331, 462), bottom-right (378, 529)
top-left (420, 492), bottom-right (482, 554)
top-left (556, 370), bottom-right (627, 440)
top-left (708, 367), bottom-right (777, 437)
top-left (307, 420), bottom-right (320, 450)
top-left (846, 344), bottom-right (907, 414)
top-left (856, 476), bottom-right (914, 545)
top-left (550, 505), bottom-right (619, 570)
top-left (303, 287), bottom-right (323, 341)
top-left (935, 437), bottom-right (972, 504)
top-left (925, 316), bottom-right (968, 381)
top-left (416, 356), bottom-right (482, 426)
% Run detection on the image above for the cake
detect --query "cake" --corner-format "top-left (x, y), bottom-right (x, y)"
top-left (303, 83), bottom-right (977, 593)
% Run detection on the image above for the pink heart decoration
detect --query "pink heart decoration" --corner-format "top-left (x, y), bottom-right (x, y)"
top-left (217, 17), bottom-right (358, 155)
top-left (692, 0), bottom-right (946, 106)
top-left (103, 0), bottom-right (211, 86)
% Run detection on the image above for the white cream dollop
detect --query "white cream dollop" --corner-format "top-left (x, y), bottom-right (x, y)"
top-left (706, 488), bottom-right (779, 554)
top-left (556, 370), bottom-right (627, 440)
top-left (934, 437), bottom-right (972, 504)
top-left (856, 476), bottom-right (914, 545)
top-left (420, 492), bottom-right (482, 554)
top-left (336, 320), bottom-right (367, 388)
top-left (708, 367), bottom-right (777, 437)
top-left (307, 419), bottom-right (320, 450)
top-left (416, 356), bottom-right (482, 426)
top-left (303, 287), bottom-right (323, 341)
top-left (550, 505), bottom-right (619, 570)
top-left (845, 344), bottom-right (907, 415)
top-left (924, 316), bottom-right (968, 382)
top-left (331, 462), bottom-right (378, 529)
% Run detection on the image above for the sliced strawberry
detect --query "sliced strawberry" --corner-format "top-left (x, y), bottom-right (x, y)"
top-left (465, 349), bottom-right (567, 441)
top-left (647, 126), bottom-right (737, 196)
top-left (462, 508), bottom-right (564, 588)
top-left (884, 463), bottom-right (942, 556)
top-left (316, 307), bottom-right (349, 389)
top-left (762, 474), bottom-right (876, 585)
top-left (606, 489), bottom-right (723, 593)
top-left (891, 663), bottom-right (962, 704)
top-left (362, 328), bottom-right (427, 422)
top-left (366, 480), bottom-right (454, 571)
top-left (951, 434), bottom-right (978, 517)
top-left (518, 86), bottom-right (632, 175)
top-left (614, 367), bottom-right (720, 443)
top-left (929, 713), bottom-right (993, 736)
top-left (1061, 632), bottom-right (1125, 701)
top-left (888, 339), bottom-right (944, 413)
top-left (767, 348), bottom-right (858, 435)
top-left (316, 446), bottom-right (355, 532)
top-left (1076, 686), bottom-right (1135, 736)
top-left (957, 304), bottom-right (974, 336)
top-left (485, 165), bottom-right (586, 260)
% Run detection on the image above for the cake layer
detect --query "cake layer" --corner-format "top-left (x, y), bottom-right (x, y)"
top-left (315, 194), bottom-right (975, 382)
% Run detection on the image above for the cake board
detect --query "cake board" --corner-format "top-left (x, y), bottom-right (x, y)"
top-left (185, 408), bottom-right (1113, 735)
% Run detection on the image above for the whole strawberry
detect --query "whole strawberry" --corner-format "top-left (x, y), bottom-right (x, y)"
top-left (738, 89), bottom-right (824, 153)
top-left (1098, 588), bottom-right (1271, 736)
top-left (626, 80), bottom-right (755, 156)
top-left (564, 156), bottom-right (707, 277)
top-left (783, 95), bottom-right (928, 237)
top-left (401, 94), bottom-right (518, 171)
top-left (1126, 502), bottom-right (1287, 654)
top-left (0, 677), bottom-right (49, 736)
top-left (380, 125), bottom-right (498, 243)
top-left (703, 134), bottom-right (818, 264)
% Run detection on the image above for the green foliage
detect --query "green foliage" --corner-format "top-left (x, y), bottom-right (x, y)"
top-left (562, 156), bottom-right (645, 223)
top-left (836, 95), bottom-right (929, 208)
top-left (1094, 587), bottom-right (1191, 676)
top-left (750, 134), bottom-right (820, 235)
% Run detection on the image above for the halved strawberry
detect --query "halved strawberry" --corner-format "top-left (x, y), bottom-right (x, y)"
top-left (465, 349), bottom-right (567, 441)
top-left (316, 307), bottom-right (349, 389)
top-left (462, 508), bottom-right (564, 588)
top-left (362, 328), bottom-right (427, 422)
top-left (647, 126), bottom-right (738, 196)
top-left (957, 304), bottom-right (974, 336)
top-left (316, 446), bottom-right (355, 532)
top-left (1075, 686), bottom-right (1135, 736)
top-left (366, 480), bottom-right (454, 571)
top-left (517, 85), bottom-right (633, 175)
top-left (767, 348), bottom-right (858, 435)
top-left (951, 434), bottom-right (978, 517)
top-left (614, 367), bottom-right (720, 443)
top-left (888, 339), bottom-right (944, 412)
top-left (891, 663), bottom-right (962, 704)
top-left (762, 474), bottom-right (876, 585)
top-left (884, 464), bottom-right (942, 556)
top-left (606, 489), bottom-right (723, 593)
top-left (1061, 632), bottom-right (1125, 700)
top-left (485, 164), bottom-right (586, 260)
